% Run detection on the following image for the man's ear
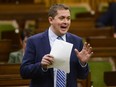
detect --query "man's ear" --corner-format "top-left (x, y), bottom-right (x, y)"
top-left (48, 17), bottom-right (53, 24)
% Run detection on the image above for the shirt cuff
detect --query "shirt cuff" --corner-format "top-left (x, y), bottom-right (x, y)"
top-left (41, 67), bottom-right (48, 72)
top-left (79, 61), bottom-right (87, 67)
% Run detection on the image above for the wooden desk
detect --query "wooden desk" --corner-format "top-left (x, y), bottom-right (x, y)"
top-left (0, 64), bottom-right (30, 86)
top-left (69, 27), bottom-right (114, 38)
top-left (0, 64), bottom-right (91, 87)
top-left (0, 40), bottom-right (12, 63)
top-left (86, 37), bottom-right (116, 87)
top-left (70, 18), bottom-right (95, 29)
top-left (86, 37), bottom-right (116, 57)
top-left (0, 4), bottom-right (48, 29)
top-left (104, 71), bottom-right (116, 86)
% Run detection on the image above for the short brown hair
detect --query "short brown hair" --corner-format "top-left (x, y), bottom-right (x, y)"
top-left (48, 4), bottom-right (70, 18)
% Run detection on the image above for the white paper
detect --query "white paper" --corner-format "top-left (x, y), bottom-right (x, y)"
top-left (48, 39), bottom-right (73, 73)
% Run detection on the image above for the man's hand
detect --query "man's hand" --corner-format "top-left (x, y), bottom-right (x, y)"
top-left (41, 54), bottom-right (54, 69)
top-left (74, 42), bottom-right (93, 64)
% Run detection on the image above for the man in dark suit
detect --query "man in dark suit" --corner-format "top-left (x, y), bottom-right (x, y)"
top-left (96, 1), bottom-right (116, 37)
top-left (20, 4), bottom-right (93, 87)
top-left (8, 29), bottom-right (32, 64)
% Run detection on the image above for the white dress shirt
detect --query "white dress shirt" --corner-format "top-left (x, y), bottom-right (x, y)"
top-left (48, 28), bottom-right (66, 87)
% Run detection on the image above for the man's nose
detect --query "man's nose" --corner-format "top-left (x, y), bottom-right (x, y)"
top-left (63, 19), bottom-right (68, 23)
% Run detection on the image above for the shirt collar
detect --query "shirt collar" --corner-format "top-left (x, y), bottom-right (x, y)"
top-left (48, 28), bottom-right (66, 41)
top-left (49, 28), bottom-right (57, 42)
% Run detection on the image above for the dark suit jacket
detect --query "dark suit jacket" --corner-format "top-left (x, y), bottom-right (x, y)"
top-left (20, 30), bottom-right (89, 87)
top-left (110, 2), bottom-right (116, 32)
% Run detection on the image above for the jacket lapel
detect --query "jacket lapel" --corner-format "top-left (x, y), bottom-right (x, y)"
top-left (66, 33), bottom-right (73, 43)
top-left (41, 30), bottom-right (51, 54)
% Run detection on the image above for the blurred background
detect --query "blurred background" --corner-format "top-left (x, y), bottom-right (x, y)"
top-left (0, 0), bottom-right (116, 87)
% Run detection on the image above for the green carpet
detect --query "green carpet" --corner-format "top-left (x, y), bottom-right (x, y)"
top-left (0, 24), bottom-right (15, 32)
top-left (88, 61), bottom-right (112, 87)
top-left (0, 24), bottom-right (15, 39)
top-left (70, 7), bottom-right (88, 20)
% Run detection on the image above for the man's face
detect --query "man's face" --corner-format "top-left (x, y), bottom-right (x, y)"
top-left (49, 9), bottom-right (71, 36)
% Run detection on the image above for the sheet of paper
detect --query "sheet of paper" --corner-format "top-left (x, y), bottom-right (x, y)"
top-left (48, 39), bottom-right (73, 73)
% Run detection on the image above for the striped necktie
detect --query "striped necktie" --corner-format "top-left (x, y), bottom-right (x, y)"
top-left (56, 36), bottom-right (66, 87)
top-left (56, 69), bottom-right (66, 87)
